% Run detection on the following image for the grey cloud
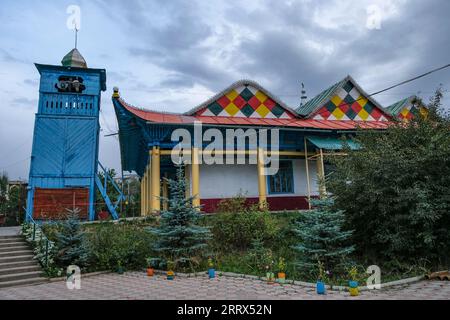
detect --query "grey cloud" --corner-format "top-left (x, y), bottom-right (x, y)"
top-left (11, 97), bottom-right (37, 108)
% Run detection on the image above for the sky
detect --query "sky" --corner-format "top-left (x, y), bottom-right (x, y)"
top-left (0, 0), bottom-right (449, 180)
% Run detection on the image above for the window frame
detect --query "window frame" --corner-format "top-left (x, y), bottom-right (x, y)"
top-left (266, 159), bottom-right (295, 195)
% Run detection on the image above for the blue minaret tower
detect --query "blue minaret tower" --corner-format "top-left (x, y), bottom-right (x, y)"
top-left (26, 47), bottom-right (106, 221)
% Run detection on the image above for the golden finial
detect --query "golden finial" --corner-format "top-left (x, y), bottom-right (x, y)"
top-left (112, 87), bottom-right (120, 98)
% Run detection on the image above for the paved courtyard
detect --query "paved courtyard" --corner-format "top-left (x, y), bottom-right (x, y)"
top-left (0, 271), bottom-right (449, 300)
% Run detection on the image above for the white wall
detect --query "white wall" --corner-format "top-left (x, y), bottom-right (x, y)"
top-left (199, 164), bottom-right (259, 198)
top-left (193, 159), bottom-right (319, 199)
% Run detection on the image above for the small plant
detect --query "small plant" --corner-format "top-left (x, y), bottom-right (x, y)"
top-left (317, 260), bottom-right (326, 281)
top-left (207, 257), bottom-right (215, 279)
top-left (277, 257), bottom-right (286, 273)
top-left (348, 266), bottom-right (358, 281)
top-left (147, 257), bottom-right (160, 269)
top-left (146, 257), bottom-right (159, 277)
top-left (316, 260), bottom-right (328, 294)
top-left (276, 257), bottom-right (287, 283)
top-left (167, 259), bottom-right (175, 280)
top-left (347, 265), bottom-right (360, 296)
top-left (207, 257), bottom-right (214, 268)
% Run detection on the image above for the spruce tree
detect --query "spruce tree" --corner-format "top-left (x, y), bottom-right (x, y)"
top-left (149, 164), bottom-right (211, 269)
top-left (292, 197), bottom-right (354, 274)
top-left (54, 208), bottom-right (90, 268)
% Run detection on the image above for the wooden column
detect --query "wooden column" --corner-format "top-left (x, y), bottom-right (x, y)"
top-left (140, 174), bottom-right (145, 216)
top-left (304, 138), bottom-right (311, 209)
top-left (191, 147), bottom-right (200, 209)
top-left (185, 164), bottom-right (191, 199)
top-left (162, 172), bottom-right (168, 211)
top-left (316, 148), bottom-right (326, 198)
top-left (151, 146), bottom-right (160, 212)
top-left (146, 162), bottom-right (151, 215)
top-left (257, 147), bottom-right (267, 209)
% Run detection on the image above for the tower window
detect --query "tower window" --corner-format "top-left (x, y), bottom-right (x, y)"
top-left (54, 75), bottom-right (86, 93)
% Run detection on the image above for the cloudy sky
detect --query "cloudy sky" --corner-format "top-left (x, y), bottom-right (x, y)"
top-left (0, 0), bottom-right (449, 180)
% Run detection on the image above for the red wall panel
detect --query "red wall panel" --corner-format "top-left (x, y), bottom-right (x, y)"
top-left (33, 188), bottom-right (89, 220)
top-left (200, 196), bottom-right (311, 213)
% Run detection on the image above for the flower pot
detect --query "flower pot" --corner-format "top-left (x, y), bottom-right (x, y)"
top-left (277, 272), bottom-right (286, 284)
top-left (208, 268), bottom-right (215, 279)
top-left (167, 270), bottom-right (175, 280)
top-left (117, 267), bottom-right (124, 274)
top-left (147, 268), bottom-right (154, 276)
top-left (266, 272), bottom-right (275, 283)
top-left (348, 280), bottom-right (359, 296)
top-left (316, 281), bottom-right (326, 294)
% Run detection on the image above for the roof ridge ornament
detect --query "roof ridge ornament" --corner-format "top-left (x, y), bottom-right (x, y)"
top-left (299, 82), bottom-right (307, 108)
top-left (113, 87), bottom-right (120, 98)
top-left (61, 28), bottom-right (87, 68)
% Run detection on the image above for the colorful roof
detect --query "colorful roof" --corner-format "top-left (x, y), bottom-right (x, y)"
top-left (186, 80), bottom-right (297, 119)
top-left (113, 96), bottom-right (390, 130)
top-left (297, 75), bottom-right (391, 122)
top-left (386, 95), bottom-right (427, 120)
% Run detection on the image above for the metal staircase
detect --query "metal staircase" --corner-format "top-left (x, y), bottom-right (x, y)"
top-left (95, 162), bottom-right (125, 220)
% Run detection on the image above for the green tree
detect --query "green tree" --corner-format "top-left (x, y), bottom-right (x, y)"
top-left (328, 88), bottom-right (450, 263)
top-left (292, 197), bottom-right (354, 275)
top-left (54, 208), bottom-right (90, 268)
top-left (0, 173), bottom-right (8, 223)
top-left (148, 164), bottom-right (211, 270)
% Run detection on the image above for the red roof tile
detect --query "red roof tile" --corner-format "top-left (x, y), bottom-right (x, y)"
top-left (117, 98), bottom-right (390, 131)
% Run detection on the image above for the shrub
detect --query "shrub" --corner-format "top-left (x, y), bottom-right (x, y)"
top-left (328, 89), bottom-right (450, 263)
top-left (87, 222), bottom-right (155, 271)
top-left (216, 194), bottom-right (248, 214)
top-left (244, 238), bottom-right (275, 275)
top-left (211, 200), bottom-right (279, 251)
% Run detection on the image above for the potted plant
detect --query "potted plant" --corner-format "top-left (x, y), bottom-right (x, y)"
top-left (316, 260), bottom-right (327, 294)
top-left (348, 266), bottom-right (359, 296)
top-left (146, 257), bottom-right (159, 277)
top-left (117, 260), bottom-right (124, 274)
top-left (166, 260), bottom-right (175, 280)
top-left (207, 257), bottom-right (215, 279)
top-left (277, 257), bottom-right (286, 284)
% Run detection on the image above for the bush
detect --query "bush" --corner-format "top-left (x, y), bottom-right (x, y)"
top-left (244, 238), bottom-right (275, 275)
top-left (210, 199), bottom-right (279, 251)
top-left (87, 222), bottom-right (155, 271)
top-left (328, 89), bottom-right (450, 264)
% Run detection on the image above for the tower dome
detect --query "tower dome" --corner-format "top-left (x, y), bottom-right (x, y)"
top-left (61, 48), bottom-right (88, 68)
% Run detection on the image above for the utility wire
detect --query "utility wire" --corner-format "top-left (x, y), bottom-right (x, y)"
top-left (370, 64), bottom-right (450, 96)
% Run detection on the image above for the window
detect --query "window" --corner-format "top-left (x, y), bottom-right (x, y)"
top-left (268, 160), bottom-right (294, 194)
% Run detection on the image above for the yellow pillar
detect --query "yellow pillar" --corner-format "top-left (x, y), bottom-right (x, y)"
top-left (191, 147), bottom-right (200, 209)
top-left (146, 163), bottom-right (151, 215)
top-left (316, 148), bottom-right (326, 198)
top-left (162, 173), bottom-right (168, 211)
top-left (304, 138), bottom-right (311, 209)
top-left (257, 147), bottom-right (267, 209)
top-left (185, 165), bottom-right (191, 199)
top-left (140, 174), bottom-right (145, 216)
top-left (151, 147), bottom-right (160, 212)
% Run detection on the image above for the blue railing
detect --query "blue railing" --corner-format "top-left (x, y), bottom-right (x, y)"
top-left (95, 162), bottom-right (125, 220)
top-left (23, 213), bottom-right (53, 268)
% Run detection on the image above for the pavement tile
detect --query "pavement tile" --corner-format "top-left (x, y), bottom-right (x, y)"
top-left (0, 272), bottom-right (449, 300)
